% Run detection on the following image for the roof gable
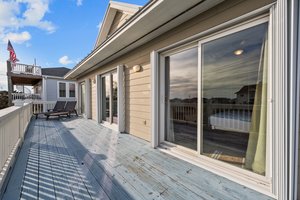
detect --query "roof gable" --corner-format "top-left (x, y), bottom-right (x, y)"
top-left (94, 1), bottom-right (141, 48)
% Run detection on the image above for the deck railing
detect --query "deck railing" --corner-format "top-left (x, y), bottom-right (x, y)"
top-left (11, 63), bottom-right (42, 76)
top-left (170, 102), bottom-right (252, 125)
top-left (12, 93), bottom-right (41, 100)
top-left (32, 101), bottom-right (56, 113)
top-left (0, 103), bottom-right (32, 189)
top-left (170, 103), bottom-right (197, 124)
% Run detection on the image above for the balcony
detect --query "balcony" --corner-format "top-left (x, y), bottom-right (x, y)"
top-left (11, 63), bottom-right (42, 76)
top-left (0, 104), bottom-right (271, 200)
top-left (12, 93), bottom-right (42, 101)
top-left (7, 62), bottom-right (42, 87)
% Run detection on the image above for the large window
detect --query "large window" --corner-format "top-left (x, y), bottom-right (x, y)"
top-left (69, 83), bottom-right (76, 97)
top-left (59, 82), bottom-right (66, 98)
top-left (162, 20), bottom-right (269, 176)
top-left (201, 22), bottom-right (268, 175)
top-left (58, 82), bottom-right (76, 98)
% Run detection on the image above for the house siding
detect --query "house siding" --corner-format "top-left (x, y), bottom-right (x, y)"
top-left (45, 78), bottom-right (59, 101)
top-left (77, 0), bottom-right (275, 141)
top-left (45, 78), bottom-right (77, 102)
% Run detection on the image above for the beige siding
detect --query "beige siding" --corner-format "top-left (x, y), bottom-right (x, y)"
top-left (108, 11), bottom-right (132, 36)
top-left (77, 0), bottom-right (275, 141)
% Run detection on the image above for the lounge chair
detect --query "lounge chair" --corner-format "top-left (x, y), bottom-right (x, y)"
top-left (45, 101), bottom-right (78, 120)
top-left (34, 101), bottom-right (66, 119)
top-left (64, 101), bottom-right (78, 116)
top-left (47, 101), bottom-right (66, 112)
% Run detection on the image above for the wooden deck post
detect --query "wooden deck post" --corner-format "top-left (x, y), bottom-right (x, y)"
top-left (6, 61), bottom-right (13, 106)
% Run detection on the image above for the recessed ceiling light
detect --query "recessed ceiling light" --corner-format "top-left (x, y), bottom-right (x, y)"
top-left (234, 49), bottom-right (244, 56)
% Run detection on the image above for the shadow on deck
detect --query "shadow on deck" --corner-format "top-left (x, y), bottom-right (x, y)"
top-left (2, 117), bottom-right (273, 200)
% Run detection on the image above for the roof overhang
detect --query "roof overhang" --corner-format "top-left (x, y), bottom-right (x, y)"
top-left (65, 0), bottom-right (224, 79)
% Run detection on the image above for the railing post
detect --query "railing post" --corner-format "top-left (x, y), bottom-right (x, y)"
top-left (6, 61), bottom-right (13, 106)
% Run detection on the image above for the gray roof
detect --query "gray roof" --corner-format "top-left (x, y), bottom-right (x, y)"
top-left (41, 67), bottom-right (71, 77)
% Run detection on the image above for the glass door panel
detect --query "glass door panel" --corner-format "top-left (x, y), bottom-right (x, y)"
top-left (201, 23), bottom-right (268, 175)
top-left (112, 72), bottom-right (118, 124)
top-left (101, 71), bottom-right (118, 124)
top-left (165, 47), bottom-right (198, 150)
top-left (80, 82), bottom-right (85, 114)
top-left (102, 75), bottom-right (110, 122)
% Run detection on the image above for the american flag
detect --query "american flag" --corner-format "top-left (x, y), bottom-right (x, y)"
top-left (7, 40), bottom-right (19, 63)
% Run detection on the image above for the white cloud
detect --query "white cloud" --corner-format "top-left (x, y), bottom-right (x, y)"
top-left (2, 31), bottom-right (31, 43)
top-left (97, 21), bottom-right (102, 29)
top-left (0, 0), bottom-right (56, 44)
top-left (76, 0), bottom-right (82, 6)
top-left (59, 56), bottom-right (73, 65)
top-left (0, 61), bottom-right (7, 91)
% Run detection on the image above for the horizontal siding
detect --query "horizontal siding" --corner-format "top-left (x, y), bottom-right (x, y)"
top-left (77, 0), bottom-right (275, 142)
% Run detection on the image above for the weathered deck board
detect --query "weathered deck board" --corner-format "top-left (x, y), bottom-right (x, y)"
top-left (2, 117), bottom-right (273, 200)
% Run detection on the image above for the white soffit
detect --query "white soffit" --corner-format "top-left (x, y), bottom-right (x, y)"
top-left (66, 0), bottom-right (224, 79)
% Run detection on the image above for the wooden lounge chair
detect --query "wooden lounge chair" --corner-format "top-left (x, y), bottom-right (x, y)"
top-left (45, 101), bottom-right (78, 120)
top-left (47, 101), bottom-right (66, 112)
top-left (45, 111), bottom-right (70, 120)
top-left (64, 101), bottom-right (78, 116)
top-left (34, 101), bottom-right (66, 119)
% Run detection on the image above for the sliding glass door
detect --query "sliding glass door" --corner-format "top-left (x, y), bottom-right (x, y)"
top-left (80, 82), bottom-right (85, 114)
top-left (163, 20), bottom-right (269, 176)
top-left (165, 47), bottom-right (198, 150)
top-left (200, 22), bottom-right (268, 175)
top-left (101, 71), bottom-right (118, 124)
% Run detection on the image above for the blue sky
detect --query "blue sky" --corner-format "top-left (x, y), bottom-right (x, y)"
top-left (0, 0), bottom-right (148, 90)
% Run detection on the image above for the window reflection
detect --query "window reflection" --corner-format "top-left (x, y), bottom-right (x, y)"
top-left (102, 75), bottom-right (110, 122)
top-left (165, 47), bottom-right (198, 150)
top-left (112, 72), bottom-right (118, 124)
top-left (201, 23), bottom-right (268, 175)
top-left (80, 83), bottom-right (85, 114)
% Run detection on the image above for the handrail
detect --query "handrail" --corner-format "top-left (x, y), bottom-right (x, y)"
top-left (32, 100), bottom-right (56, 113)
top-left (11, 63), bottom-right (42, 76)
top-left (0, 103), bottom-right (32, 190)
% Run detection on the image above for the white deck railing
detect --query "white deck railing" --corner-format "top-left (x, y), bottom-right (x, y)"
top-left (12, 93), bottom-right (41, 100)
top-left (170, 102), bottom-right (252, 125)
top-left (0, 103), bottom-right (32, 189)
top-left (170, 103), bottom-right (197, 124)
top-left (32, 101), bottom-right (56, 113)
top-left (11, 63), bottom-right (42, 76)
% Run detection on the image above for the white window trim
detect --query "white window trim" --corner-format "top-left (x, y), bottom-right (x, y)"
top-left (150, 7), bottom-right (287, 198)
top-left (96, 66), bottom-right (125, 133)
top-left (68, 82), bottom-right (76, 98)
top-left (57, 81), bottom-right (77, 99)
top-left (57, 81), bottom-right (67, 98)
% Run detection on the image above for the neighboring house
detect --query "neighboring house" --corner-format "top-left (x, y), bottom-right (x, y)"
top-left (7, 63), bottom-right (77, 105)
top-left (65, 0), bottom-right (299, 200)
top-left (235, 84), bottom-right (256, 104)
top-left (39, 67), bottom-right (77, 102)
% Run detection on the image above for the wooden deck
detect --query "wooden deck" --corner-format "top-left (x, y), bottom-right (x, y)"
top-left (2, 117), bottom-right (273, 200)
